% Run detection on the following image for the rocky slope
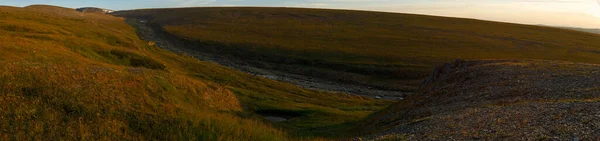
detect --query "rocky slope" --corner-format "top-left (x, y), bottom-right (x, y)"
top-left (359, 60), bottom-right (600, 140)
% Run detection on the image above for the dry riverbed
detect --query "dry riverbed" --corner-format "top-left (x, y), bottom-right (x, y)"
top-left (126, 18), bottom-right (408, 100)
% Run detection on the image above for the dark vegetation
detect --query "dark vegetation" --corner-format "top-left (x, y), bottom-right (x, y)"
top-left (98, 50), bottom-right (166, 70)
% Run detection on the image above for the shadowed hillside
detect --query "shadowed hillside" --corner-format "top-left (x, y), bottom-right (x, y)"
top-left (114, 7), bottom-right (600, 95)
top-left (0, 5), bottom-right (390, 140)
top-left (359, 60), bottom-right (600, 140)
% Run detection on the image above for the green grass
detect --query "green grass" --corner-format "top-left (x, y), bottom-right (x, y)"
top-left (115, 7), bottom-right (600, 92)
top-left (0, 5), bottom-right (390, 140)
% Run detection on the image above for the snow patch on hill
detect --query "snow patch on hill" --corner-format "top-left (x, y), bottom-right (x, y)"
top-left (76, 7), bottom-right (114, 14)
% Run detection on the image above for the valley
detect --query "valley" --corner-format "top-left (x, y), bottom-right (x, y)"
top-left (2, 4), bottom-right (600, 140)
top-left (125, 18), bottom-right (407, 100)
top-left (115, 7), bottom-right (600, 103)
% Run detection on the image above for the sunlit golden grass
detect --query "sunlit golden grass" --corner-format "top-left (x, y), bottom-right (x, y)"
top-left (0, 5), bottom-right (390, 140)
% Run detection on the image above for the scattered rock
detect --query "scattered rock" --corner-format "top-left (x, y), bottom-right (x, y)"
top-left (361, 60), bottom-right (600, 140)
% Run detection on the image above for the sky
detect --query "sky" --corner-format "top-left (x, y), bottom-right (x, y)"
top-left (2, 0), bottom-right (600, 28)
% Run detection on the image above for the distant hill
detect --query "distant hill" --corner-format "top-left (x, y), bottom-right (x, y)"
top-left (24, 5), bottom-right (114, 15)
top-left (25, 4), bottom-right (79, 15)
top-left (24, 5), bottom-right (116, 20)
top-left (537, 24), bottom-right (600, 35)
top-left (76, 7), bottom-right (114, 13)
top-left (114, 7), bottom-right (600, 95)
top-left (564, 27), bottom-right (600, 35)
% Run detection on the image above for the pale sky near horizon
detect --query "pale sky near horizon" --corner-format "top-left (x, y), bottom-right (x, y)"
top-left (2, 0), bottom-right (600, 28)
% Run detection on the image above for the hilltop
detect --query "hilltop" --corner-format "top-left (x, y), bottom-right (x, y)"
top-left (359, 60), bottom-right (600, 140)
top-left (0, 5), bottom-right (390, 140)
top-left (114, 7), bottom-right (600, 98)
top-left (25, 5), bottom-right (114, 14)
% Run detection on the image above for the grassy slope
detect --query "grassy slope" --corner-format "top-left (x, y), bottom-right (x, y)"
top-left (114, 7), bottom-right (600, 92)
top-left (0, 5), bottom-right (389, 140)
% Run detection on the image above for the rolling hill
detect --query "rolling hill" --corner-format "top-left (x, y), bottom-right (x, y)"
top-left (114, 7), bottom-right (600, 96)
top-left (0, 5), bottom-right (391, 140)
